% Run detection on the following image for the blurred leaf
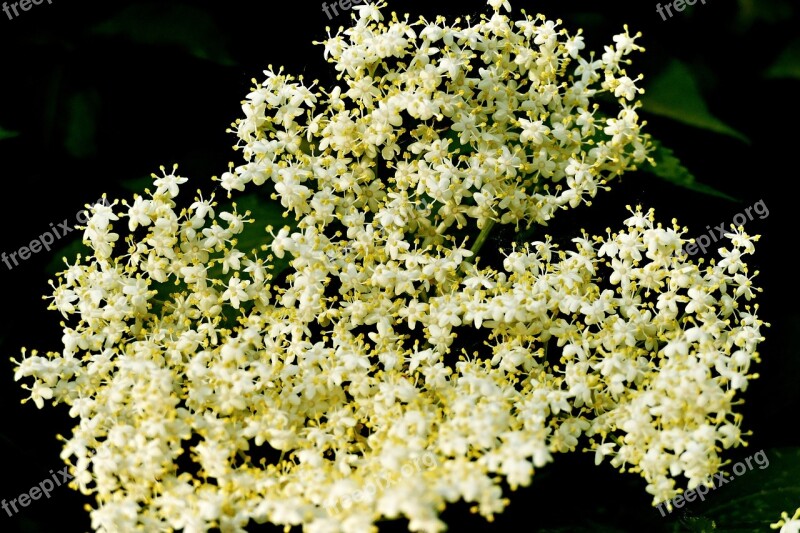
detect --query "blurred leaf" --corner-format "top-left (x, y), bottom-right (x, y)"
top-left (0, 126), bottom-right (19, 140)
top-left (675, 515), bottom-right (717, 532)
top-left (697, 448), bottom-right (800, 530)
top-left (64, 90), bottom-right (100, 159)
top-left (642, 60), bottom-right (749, 143)
top-left (737, 0), bottom-right (793, 28)
top-left (766, 38), bottom-right (800, 80)
top-left (643, 139), bottom-right (738, 201)
top-left (537, 525), bottom-right (630, 533)
top-left (91, 4), bottom-right (235, 66)
top-left (121, 176), bottom-right (155, 192)
top-left (569, 12), bottom-right (605, 29)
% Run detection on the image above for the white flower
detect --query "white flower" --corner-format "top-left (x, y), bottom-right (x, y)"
top-left (152, 168), bottom-right (188, 198)
top-left (772, 508), bottom-right (800, 533)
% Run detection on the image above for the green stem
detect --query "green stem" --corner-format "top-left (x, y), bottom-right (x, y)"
top-left (464, 218), bottom-right (496, 264)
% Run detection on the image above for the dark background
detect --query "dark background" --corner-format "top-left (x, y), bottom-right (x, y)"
top-left (0, 0), bottom-right (798, 531)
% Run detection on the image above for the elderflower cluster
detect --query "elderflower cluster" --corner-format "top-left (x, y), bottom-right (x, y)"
top-left (11, 1), bottom-right (768, 532)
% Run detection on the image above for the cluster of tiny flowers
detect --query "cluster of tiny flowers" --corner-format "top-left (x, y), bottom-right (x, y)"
top-left (11, 1), bottom-right (768, 532)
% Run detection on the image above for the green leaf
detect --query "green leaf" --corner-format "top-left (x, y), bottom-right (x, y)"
top-left (642, 60), bottom-right (749, 143)
top-left (210, 194), bottom-right (299, 280)
top-left (64, 90), bottom-right (100, 159)
top-left (695, 448), bottom-right (800, 530)
top-left (0, 126), bottom-right (19, 140)
top-left (642, 139), bottom-right (738, 201)
top-left (766, 38), bottom-right (800, 80)
top-left (91, 4), bottom-right (235, 66)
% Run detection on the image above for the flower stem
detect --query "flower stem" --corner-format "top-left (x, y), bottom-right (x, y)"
top-left (465, 218), bottom-right (496, 264)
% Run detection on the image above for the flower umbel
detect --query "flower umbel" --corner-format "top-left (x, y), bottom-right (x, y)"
top-left (12, 1), bottom-right (768, 532)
